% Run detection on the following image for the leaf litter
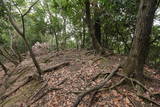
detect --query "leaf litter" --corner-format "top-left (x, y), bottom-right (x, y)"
top-left (0, 49), bottom-right (159, 107)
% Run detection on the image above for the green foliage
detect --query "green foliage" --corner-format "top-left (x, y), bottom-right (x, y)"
top-left (0, 0), bottom-right (159, 69)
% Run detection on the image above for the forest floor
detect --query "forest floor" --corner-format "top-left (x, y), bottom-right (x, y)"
top-left (0, 49), bottom-right (160, 107)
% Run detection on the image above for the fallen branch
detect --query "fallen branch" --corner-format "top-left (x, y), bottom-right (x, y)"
top-left (72, 65), bottom-right (121, 107)
top-left (43, 62), bottom-right (70, 73)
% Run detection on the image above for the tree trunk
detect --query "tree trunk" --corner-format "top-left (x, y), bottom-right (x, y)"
top-left (81, 17), bottom-right (86, 48)
top-left (124, 0), bottom-right (159, 80)
top-left (94, 5), bottom-right (101, 45)
top-left (85, 0), bottom-right (104, 54)
top-left (45, 2), bottom-right (59, 51)
top-left (10, 32), bottom-right (23, 63)
top-left (23, 37), bottom-right (42, 75)
top-left (2, 0), bottom-right (42, 76)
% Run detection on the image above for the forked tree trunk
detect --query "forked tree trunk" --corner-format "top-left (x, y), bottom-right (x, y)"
top-left (85, 0), bottom-right (104, 54)
top-left (2, 0), bottom-right (42, 76)
top-left (124, 0), bottom-right (159, 80)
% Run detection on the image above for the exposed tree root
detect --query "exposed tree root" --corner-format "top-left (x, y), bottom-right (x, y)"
top-left (72, 65), bottom-right (121, 107)
top-left (29, 82), bottom-right (48, 101)
top-left (43, 62), bottom-right (70, 73)
top-left (116, 89), bottom-right (137, 107)
top-left (0, 76), bottom-right (33, 102)
top-left (103, 72), bottom-right (151, 93)
top-left (88, 91), bottom-right (98, 107)
top-left (127, 96), bottom-right (136, 107)
top-left (150, 92), bottom-right (160, 99)
top-left (116, 74), bottom-right (151, 93)
top-left (96, 78), bottom-right (125, 92)
top-left (137, 94), bottom-right (160, 106)
top-left (28, 87), bottom-right (62, 106)
top-left (27, 78), bottom-right (64, 106)
top-left (109, 78), bottom-right (126, 90)
top-left (72, 64), bottom-right (159, 107)
top-left (91, 72), bottom-right (102, 81)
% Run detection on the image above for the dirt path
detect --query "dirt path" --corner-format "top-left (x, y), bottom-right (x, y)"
top-left (0, 49), bottom-right (159, 107)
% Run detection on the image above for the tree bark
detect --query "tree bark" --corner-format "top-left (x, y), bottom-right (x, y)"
top-left (94, 4), bottom-right (101, 45)
top-left (85, 0), bottom-right (104, 54)
top-left (124, 0), bottom-right (159, 80)
top-left (2, 0), bottom-right (42, 76)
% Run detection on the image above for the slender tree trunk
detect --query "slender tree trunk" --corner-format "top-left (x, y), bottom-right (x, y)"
top-left (81, 18), bottom-right (86, 48)
top-left (45, 2), bottom-right (59, 51)
top-left (85, 0), bottom-right (104, 54)
top-left (10, 32), bottom-right (22, 62)
top-left (124, 0), bottom-right (159, 80)
top-left (94, 18), bottom-right (101, 45)
top-left (54, 29), bottom-right (59, 51)
top-left (2, 0), bottom-right (42, 76)
top-left (62, 16), bottom-right (67, 49)
top-left (23, 37), bottom-right (42, 75)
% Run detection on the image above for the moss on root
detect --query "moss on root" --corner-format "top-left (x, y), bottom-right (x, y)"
top-left (0, 80), bottom-right (42, 107)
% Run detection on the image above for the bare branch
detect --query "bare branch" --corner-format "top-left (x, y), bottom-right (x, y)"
top-left (22, 0), bottom-right (39, 17)
top-left (11, 0), bottom-right (23, 16)
top-left (1, 0), bottom-right (23, 36)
